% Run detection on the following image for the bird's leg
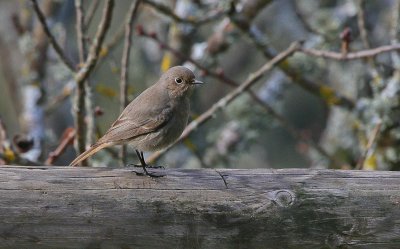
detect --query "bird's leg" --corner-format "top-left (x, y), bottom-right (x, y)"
top-left (131, 150), bottom-right (164, 169)
top-left (140, 151), bottom-right (165, 169)
top-left (134, 150), bottom-right (149, 175)
top-left (133, 150), bottom-right (164, 177)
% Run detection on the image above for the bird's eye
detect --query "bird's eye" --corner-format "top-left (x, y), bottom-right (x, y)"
top-left (175, 78), bottom-right (183, 84)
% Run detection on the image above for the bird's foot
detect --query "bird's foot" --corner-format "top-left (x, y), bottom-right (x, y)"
top-left (127, 163), bottom-right (165, 169)
top-left (128, 151), bottom-right (166, 177)
top-left (127, 163), bottom-right (165, 177)
top-left (144, 164), bottom-right (165, 169)
top-left (133, 170), bottom-right (164, 178)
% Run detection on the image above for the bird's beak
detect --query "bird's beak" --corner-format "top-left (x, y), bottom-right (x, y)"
top-left (192, 79), bottom-right (203, 85)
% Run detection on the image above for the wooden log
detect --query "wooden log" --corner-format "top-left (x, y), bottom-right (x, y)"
top-left (0, 166), bottom-right (400, 249)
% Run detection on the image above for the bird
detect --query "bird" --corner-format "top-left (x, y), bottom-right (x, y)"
top-left (69, 66), bottom-right (203, 176)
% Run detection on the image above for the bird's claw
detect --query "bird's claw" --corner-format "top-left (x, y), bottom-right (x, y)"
top-left (128, 163), bottom-right (165, 169)
top-left (133, 170), bottom-right (164, 178)
top-left (146, 165), bottom-right (165, 169)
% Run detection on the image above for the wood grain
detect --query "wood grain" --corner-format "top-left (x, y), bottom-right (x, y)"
top-left (0, 166), bottom-right (399, 249)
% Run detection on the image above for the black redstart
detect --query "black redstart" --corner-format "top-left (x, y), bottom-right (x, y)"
top-left (69, 66), bottom-right (203, 176)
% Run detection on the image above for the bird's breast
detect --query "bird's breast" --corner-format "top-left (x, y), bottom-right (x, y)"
top-left (158, 98), bottom-right (190, 145)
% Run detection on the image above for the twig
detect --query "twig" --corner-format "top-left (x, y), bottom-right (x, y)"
top-left (355, 0), bottom-right (381, 91)
top-left (299, 44), bottom-right (400, 60)
top-left (75, 0), bottom-right (114, 84)
top-left (356, 0), bottom-right (370, 49)
top-left (148, 42), bottom-right (302, 163)
top-left (119, 0), bottom-right (141, 166)
top-left (142, 0), bottom-right (226, 25)
top-left (30, 0), bottom-right (75, 71)
top-left (73, 0), bottom-right (114, 166)
top-left (74, 0), bottom-right (95, 156)
top-left (340, 27), bottom-right (352, 55)
top-left (45, 127), bottom-right (76, 165)
top-left (75, 0), bottom-right (87, 62)
top-left (84, 0), bottom-right (100, 29)
top-left (74, 0), bottom-right (88, 165)
top-left (84, 83), bottom-right (95, 151)
top-left (356, 122), bottom-right (382, 170)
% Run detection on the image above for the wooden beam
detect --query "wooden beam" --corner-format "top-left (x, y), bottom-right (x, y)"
top-left (0, 166), bottom-right (399, 248)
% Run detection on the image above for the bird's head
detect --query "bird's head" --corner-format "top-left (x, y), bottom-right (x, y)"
top-left (159, 66), bottom-right (203, 98)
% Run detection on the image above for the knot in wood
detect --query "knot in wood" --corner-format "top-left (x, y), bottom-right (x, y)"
top-left (268, 190), bottom-right (295, 207)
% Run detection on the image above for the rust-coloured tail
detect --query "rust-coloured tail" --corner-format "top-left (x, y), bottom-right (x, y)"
top-left (69, 143), bottom-right (111, 166)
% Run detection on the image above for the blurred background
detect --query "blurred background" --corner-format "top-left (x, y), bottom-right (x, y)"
top-left (0, 0), bottom-right (399, 170)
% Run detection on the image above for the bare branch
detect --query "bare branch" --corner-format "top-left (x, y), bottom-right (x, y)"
top-left (299, 44), bottom-right (400, 60)
top-left (75, 0), bottom-right (114, 83)
top-left (356, 0), bottom-right (371, 49)
top-left (30, 0), bottom-right (75, 71)
top-left (73, 0), bottom-right (114, 165)
top-left (356, 121), bottom-right (382, 170)
top-left (75, 0), bottom-right (87, 62)
top-left (75, 0), bottom-right (96, 162)
top-left (73, 0), bottom-right (88, 165)
top-left (119, 0), bottom-right (141, 166)
top-left (355, 0), bottom-right (381, 91)
top-left (45, 127), bottom-right (75, 165)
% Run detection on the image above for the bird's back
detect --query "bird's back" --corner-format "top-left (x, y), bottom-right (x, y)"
top-left (96, 81), bottom-right (181, 149)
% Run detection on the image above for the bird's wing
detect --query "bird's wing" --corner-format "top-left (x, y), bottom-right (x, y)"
top-left (97, 104), bottom-right (173, 144)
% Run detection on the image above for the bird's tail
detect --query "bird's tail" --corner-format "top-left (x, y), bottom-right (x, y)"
top-left (69, 142), bottom-right (111, 166)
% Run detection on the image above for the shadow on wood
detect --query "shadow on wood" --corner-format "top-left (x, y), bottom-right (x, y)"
top-left (0, 166), bottom-right (399, 248)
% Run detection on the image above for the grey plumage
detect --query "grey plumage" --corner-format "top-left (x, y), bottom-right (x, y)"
top-left (70, 66), bottom-right (202, 167)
